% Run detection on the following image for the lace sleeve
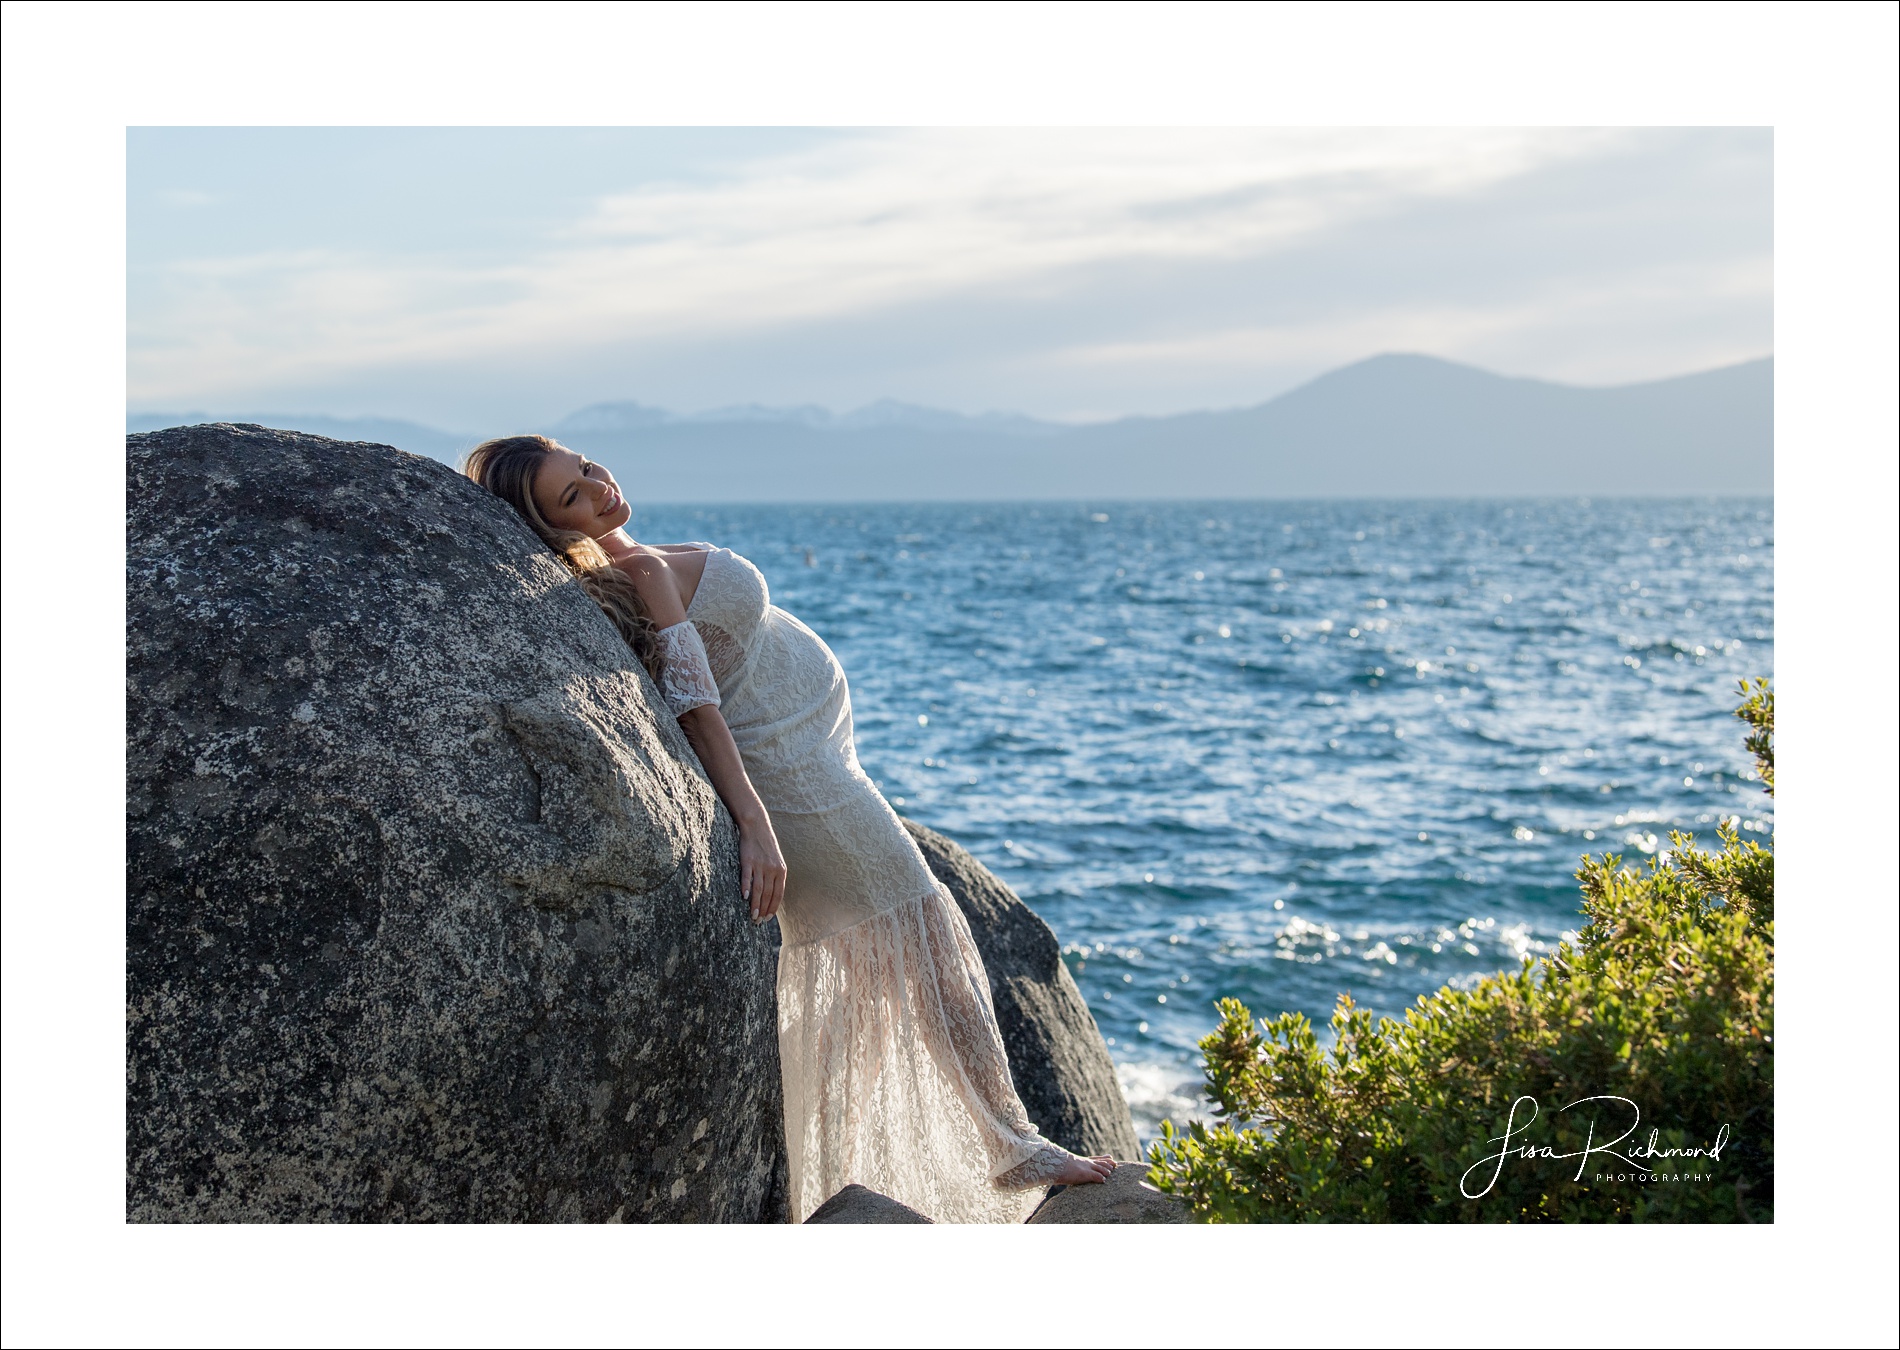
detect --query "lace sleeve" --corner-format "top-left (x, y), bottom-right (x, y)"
top-left (653, 621), bottom-right (722, 718)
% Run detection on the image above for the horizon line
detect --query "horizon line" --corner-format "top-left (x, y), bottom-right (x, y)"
top-left (126, 349), bottom-right (1776, 437)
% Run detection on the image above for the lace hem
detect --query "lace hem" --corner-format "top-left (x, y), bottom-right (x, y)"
top-left (653, 621), bottom-right (720, 717)
top-left (778, 884), bottom-right (1056, 1223)
top-left (991, 1141), bottom-right (1087, 1190)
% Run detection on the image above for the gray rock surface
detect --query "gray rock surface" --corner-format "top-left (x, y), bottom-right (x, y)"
top-left (1025, 1163), bottom-right (1189, 1224)
top-left (803, 1184), bottom-right (934, 1224)
top-left (901, 819), bottom-right (1140, 1164)
top-left (127, 423), bottom-right (786, 1222)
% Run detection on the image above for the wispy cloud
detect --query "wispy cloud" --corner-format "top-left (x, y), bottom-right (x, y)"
top-left (1038, 255), bottom-right (1771, 388)
top-left (127, 127), bottom-right (1769, 424)
top-left (552, 129), bottom-right (1598, 329)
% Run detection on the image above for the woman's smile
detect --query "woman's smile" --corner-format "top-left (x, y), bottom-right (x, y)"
top-left (524, 441), bottom-right (634, 538)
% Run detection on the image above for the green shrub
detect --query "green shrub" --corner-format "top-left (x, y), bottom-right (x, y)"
top-left (1148, 681), bottom-right (1773, 1222)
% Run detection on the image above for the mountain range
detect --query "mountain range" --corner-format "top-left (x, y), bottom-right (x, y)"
top-left (128, 352), bottom-right (1772, 501)
top-left (553, 397), bottom-right (1063, 439)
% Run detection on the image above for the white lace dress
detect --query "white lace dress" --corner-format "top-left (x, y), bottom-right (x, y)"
top-left (662, 545), bottom-right (1084, 1223)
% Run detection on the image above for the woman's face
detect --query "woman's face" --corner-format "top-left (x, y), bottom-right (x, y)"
top-left (530, 443), bottom-right (632, 538)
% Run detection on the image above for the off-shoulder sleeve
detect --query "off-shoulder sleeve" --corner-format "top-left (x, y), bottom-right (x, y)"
top-left (653, 620), bottom-right (721, 717)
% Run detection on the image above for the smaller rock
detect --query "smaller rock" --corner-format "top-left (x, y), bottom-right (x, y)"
top-left (1025, 1163), bottom-right (1190, 1224)
top-left (803, 1184), bottom-right (935, 1224)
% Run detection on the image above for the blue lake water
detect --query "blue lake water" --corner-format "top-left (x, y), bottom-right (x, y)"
top-left (627, 497), bottom-right (1775, 1143)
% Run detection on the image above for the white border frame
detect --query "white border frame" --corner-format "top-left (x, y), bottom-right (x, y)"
top-left (4, 3), bottom-right (1894, 1347)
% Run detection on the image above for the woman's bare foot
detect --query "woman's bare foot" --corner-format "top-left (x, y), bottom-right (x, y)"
top-left (1052, 1153), bottom-right (1117, 1186)
top-left (994, 1146), bottom-right (1119, 1190)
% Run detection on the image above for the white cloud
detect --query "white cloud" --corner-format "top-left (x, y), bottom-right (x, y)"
top-left (551, 127), bottom-right (1603, 325)
top-left (156, 188), bottom-right (217, 208)
top-left (129, 127), bottom-right (1643, 410)
top-left (1033, 254), bottom-right (1772, 391)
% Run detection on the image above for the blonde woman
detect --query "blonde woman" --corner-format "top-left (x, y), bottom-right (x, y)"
top-left (465, 435), bottom-right (1113, 1223)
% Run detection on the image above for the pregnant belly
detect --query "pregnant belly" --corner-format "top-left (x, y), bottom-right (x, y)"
top-left (722, 607), bottom-right (868, 814)
top-left (771, 782), bottom-right (940, 946)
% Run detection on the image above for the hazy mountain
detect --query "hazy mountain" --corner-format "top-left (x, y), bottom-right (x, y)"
top-left (128, 353), bottom-right (1771, 500)
top-left (830, 400), bottom-right (1062, 437)
top-left (550, 401), bottom-right (673, 433)
top-left (553, 397), bottom-right (1062, 437)
top-left (1057, 354), bottom-right (1773, 498)
top-left (553, 354), bottom-right (1771, 502)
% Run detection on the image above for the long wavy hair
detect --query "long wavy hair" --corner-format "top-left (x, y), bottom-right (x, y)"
top-left (463, 434), bottom-right (664, 681)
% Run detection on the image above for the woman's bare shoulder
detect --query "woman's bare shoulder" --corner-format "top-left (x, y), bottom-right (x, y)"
top-left (610, 548), bottom-right (690, 625)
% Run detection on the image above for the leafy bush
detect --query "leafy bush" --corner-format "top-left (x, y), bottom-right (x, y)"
top-left (1148, 681), bottom-right (1773, 1222)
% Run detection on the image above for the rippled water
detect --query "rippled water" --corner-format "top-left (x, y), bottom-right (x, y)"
top-left (628, 497), bottom-right (1775, 1142)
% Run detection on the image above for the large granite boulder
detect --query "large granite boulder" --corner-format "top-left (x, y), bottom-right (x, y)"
top-left (127, 424), bottom-right (786, 1222)
top-left (902, 820), bottom-right (1140, 1164)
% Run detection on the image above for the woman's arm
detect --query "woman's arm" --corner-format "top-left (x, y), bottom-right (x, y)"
top-left (611, 548), bottom-right (786, 922)
top-left (677, 705), bottom-right (786, 922)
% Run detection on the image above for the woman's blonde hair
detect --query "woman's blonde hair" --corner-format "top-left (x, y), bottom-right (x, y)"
top-left (463, 434), bottom-right (663, 682)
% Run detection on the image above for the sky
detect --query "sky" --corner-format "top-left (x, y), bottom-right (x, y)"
top-left (127, 126), bottom-right (1771, 431)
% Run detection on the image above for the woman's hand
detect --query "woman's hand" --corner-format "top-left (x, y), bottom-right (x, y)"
top-left (738, 817), bottom-right (788, 923)
top-left (676, 695), bottom-right (786, 923)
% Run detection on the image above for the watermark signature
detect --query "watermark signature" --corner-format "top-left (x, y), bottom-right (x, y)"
top-left (1461, 1095), bottom-right (1731, 1199)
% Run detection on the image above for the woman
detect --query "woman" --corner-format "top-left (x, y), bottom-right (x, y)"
top-left (465, 435), bottom-right (1114, 1223)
